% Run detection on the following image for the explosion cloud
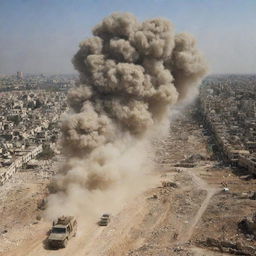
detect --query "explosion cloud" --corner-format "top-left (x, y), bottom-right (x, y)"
top-left (46, 13), bottom-right (207, 219)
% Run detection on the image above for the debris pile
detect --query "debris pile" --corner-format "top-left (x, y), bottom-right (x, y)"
top-left (201, 237), bottom-right (256, 255)
top-left (238, 213), bottom-right (256, 239)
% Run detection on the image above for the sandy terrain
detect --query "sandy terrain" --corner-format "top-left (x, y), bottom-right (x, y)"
top-left (1, 105), bottom-right (255, 256)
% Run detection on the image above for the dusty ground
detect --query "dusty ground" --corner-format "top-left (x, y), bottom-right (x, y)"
top-left (0, 158), bottom-right (60, 254)
top-left (0, 104), bottom-right (256, 256)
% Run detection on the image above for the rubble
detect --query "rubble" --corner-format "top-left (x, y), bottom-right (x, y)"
top-left (199, 74), bottom-right (256, 175)
top-left (161, 181), bottom-right (178, 188)
top-left (184, 154), bottom-right (207, 163)
top-left (238, 214), bottom-right (256, 239)
top-left (250, 192), bottom-right (256, 200)
top-left (201, 237), bottom-right (256, 255)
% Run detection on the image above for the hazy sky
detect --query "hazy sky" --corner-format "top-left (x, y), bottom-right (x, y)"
top-left (0, 0), bottom-right (255, 74)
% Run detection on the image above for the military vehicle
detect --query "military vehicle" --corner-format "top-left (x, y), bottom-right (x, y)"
top-left (47, 216), bottom-right (77, 248)
top-left (98, 213), bottom-right (111, 226)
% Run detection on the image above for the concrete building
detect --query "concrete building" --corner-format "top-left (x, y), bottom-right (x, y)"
top-left (17, 71), bottom-right (24, 80)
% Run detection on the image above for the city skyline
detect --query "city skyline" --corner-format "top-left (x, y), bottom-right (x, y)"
top-left (0, 0), bottom-right (256, 74)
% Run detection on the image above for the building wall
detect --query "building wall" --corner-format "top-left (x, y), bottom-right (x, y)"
top-left (0, 145), bottom-right (42, 185)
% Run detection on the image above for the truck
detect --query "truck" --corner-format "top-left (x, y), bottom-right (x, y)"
top-left (47, 216), bottom-right (77, 249)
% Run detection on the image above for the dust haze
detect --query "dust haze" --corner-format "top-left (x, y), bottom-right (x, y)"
top-left (46, 12), bottom-right (207, 221)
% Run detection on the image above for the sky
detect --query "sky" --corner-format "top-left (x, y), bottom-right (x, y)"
top-left (0, 0), bottom-right (255, 74)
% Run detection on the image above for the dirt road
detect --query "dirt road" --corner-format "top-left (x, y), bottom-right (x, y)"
top-left (175, 169), bottom-right (220, 244)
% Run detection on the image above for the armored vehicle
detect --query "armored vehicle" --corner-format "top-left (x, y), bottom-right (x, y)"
top-left (47, 216), bottom-right (77, 248)
top-left (98, 213), bottom-right (111, 226)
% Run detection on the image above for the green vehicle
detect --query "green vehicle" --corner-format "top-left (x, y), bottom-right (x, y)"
top-left (98, 214), bottom-right (111, 226)
top-left (47, 216), bottom-right (77, 249)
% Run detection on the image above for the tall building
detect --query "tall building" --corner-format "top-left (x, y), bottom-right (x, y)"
top-left (17, 71), bottom-right (24, 80)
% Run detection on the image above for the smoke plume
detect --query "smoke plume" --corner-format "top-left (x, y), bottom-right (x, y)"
top-left (46, 13), bottom-right (207, 219)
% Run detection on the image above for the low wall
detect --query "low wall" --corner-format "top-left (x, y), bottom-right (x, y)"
top-left (0, 145), bottom-right (43, 186)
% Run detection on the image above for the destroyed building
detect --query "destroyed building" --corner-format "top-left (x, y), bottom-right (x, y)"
top-left (199, 74), bottom-right (256, 175)
top-left (0, 80), bottom-right (69, 185)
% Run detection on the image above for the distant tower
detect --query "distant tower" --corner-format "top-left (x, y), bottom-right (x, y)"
top-left (17, 71), bottom-right (24, 79)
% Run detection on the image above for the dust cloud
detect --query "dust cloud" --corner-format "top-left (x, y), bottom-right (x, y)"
top-left (46, 13), bottom-right (207, 220)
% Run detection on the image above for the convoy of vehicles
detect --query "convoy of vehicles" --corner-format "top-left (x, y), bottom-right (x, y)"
top-left (47, 213), bottom-right (111, 249)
